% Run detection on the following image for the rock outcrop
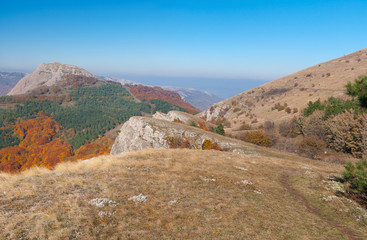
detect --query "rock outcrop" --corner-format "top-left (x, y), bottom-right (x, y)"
top-left (8, 62), bottom-right (97, 95)
top-left (110, 116), bottom-right (255, 155)
top-left (152, 111), bottom-right (207, 125)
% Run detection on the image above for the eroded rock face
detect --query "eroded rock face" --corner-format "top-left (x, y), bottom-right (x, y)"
top-left (153, 111), bottom-right (198, 124)
top-left (110, 116), bottom-right (253, 155)
top-left (198, 103), bottom-right (231, 122)
top-left (8, 62), bottom-right (97, 95)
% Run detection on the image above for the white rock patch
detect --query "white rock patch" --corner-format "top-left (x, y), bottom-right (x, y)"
top-left (200, 176), bottom-right (216, 182)
top-left (128, 193), bottom-right (148, 202)
top-left (234, 166), bottom-right (248, 171)
top-left (89, 198), bottom-right (118, 208)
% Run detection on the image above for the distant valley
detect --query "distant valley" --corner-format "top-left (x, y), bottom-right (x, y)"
top-left (0, 71), bottom-right (27, 95)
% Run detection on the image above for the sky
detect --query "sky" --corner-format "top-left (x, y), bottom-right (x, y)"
top-left (1, 0), bottom-right (366, 98)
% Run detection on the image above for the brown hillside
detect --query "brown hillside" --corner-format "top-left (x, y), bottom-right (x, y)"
top-left (0, 148), bottom-right (366, 239)
top-left (200, 48), bottom-right (367, 128)
top-left (128, 84), bottom-right (200, 114)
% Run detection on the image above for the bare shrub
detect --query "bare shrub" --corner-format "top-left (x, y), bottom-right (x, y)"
top-left (243, 130), bottom-right (272, 147)
top-left (297, 136), bottom-right (327, 159)
top-left (263, 121), bottom-right (278, 146)
top-left (273, 137), bottom-right (298, 153)
top-left (325, 110), bottom-right (366, 158)
top-left (202, 139), bottom-right (222, 151)
top-left (279, 119), bottom-right (300, 138)
top-left (239, 122), bottom-right (252, 130)
top-left (264, 121), bottom-right (274, 130)
top-left (166, 136), bottom-right (192, 149)
top-left (263, 88), bottom-right (290, 97)
top-left (302, 110), bottom-right (327, 142)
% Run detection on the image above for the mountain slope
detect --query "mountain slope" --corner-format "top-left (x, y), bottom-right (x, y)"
top-left (127, 84), bottom-right (200, 114)
top-left (200, 48), bottom-right (367, 127)
top-left (0, 148), bottom-right (366, 239)
top-left (8, 63), bottom-right (97, 95)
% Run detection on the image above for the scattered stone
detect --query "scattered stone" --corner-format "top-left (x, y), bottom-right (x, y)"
top-left (236, 180), bottom-right (253, 185)
top-left (233, 149), bottom-right (244, 154)
top-left (98, 211), bottom-right (116, 218)
top-left (322, 195), bottom-right (339, 202)
top-left (234, 166), bottom-right (248, 171)
top-left (128, 193), bottom-right (148, 202)
top-left (200, 176), bottom-right (216, 182)
top-left (305, 170), bottom-right (312, 174)
top-left (89, 198), bottom-right (118, 208)
top-left (301, 166), bottom-right (312, 170)
top-left (168, 199), bottom-right (178, 205)
top-left (322, 180), bottom-right (344, 192)
top-left (254, 190), bottom-right (262, 194)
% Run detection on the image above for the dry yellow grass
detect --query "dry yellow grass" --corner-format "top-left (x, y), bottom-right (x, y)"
top-left (0, 148), bottom-right (366, 239)
top-left (201, 48), bottom-right (367, 127)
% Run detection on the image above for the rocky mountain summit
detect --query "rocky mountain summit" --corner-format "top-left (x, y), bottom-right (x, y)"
top-left (200, 48), bottom-right (367, 127)
top-left (8, 62), bottom-right (97, 95)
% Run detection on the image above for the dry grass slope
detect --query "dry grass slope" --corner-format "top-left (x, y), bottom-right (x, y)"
top-left (1, 148), bottom-right (366, 239)
top-left (201, 48), bottom-right (367, 128)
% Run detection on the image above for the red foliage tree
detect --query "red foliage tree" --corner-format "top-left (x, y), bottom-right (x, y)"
top-left (0, 114), bottom-right (73, 173)
top-left (129, 85), bottom-right (200, 114)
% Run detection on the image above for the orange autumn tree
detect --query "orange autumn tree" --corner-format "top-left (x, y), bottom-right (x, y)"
top-left (0, 114), bottom-right (73, 173)
top-left (73, 136), bottom-right (114, 160)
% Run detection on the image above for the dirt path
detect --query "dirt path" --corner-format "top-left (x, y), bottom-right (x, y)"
top-left (280, 172), bottom-right (367, 240)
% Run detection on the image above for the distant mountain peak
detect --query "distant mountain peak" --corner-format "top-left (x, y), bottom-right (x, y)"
top-left (8, 62), bottom-right (97, 95)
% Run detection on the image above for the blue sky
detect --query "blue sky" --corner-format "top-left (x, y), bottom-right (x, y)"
top-left (1, 0), bottom-right (366, 98)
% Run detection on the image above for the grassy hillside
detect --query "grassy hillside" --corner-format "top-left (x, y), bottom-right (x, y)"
top-left (0, 148), bottom-right (366, 239)
top-left (200, 48), bottom-right (367, 128)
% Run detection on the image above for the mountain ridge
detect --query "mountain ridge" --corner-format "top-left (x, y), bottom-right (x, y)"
top-left (99, 76), bottom-right (222, 110)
